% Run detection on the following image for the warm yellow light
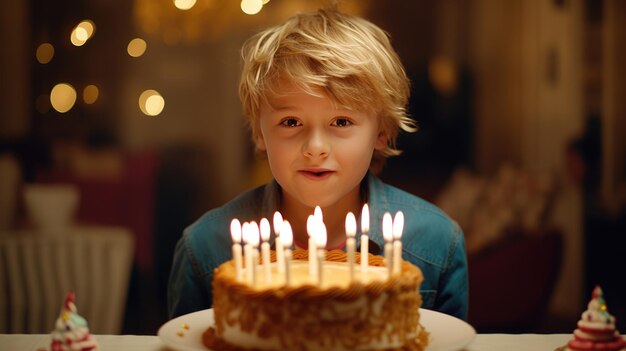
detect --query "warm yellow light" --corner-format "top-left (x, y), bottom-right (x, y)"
top-left (78, 20), bottom-right (95, 37)
top-left (70, 20), bottom-right (95, 47)
top-left (75, 27), bottom-right (89, 41)
top-left (174, 0), bottom-right (196, 10)
top-left (241, 0), bottom-right (263, 15)
top-left (36, 43), bottom-right (54, 64)
top-left (139, 90), bottom-right (165, 116)
top-left (127, 38), bottom-right (147, 57)
top-left (71, 31), bottom-right (85, 46)
top-left (262, 0), bottom-right (270, 4)
top-left (428, 56), bottom-right (458, 95)
top-left (83, 85), bottom-right (99, 104)
top-left (50, 83), bottom-right (77, 113)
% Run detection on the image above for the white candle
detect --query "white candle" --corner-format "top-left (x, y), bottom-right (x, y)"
top-left (306, 214), bottom-right (318, 278)
top-left (392, 211), bottom-right (404, 275)
top-left (242, 222), bottom-right (253, 284)
top-left (360, 204), bottom-right (370, 277)
top-left (249, 221), bottom-right (260, 287)
top-left (273, 211), bottom-right (284, 273)
top-left (280, 220), bottom-right (293, 286)
top-left (382, 212), bottom-right (393, 277)
top-left (345, 212), bottom-right (357, 281)
top-left (314, 222), bottom-right (327, 287)
top-left (260, 218), bottom-right (271, 284)
top-left (230, 219), bottom-right (243, 282)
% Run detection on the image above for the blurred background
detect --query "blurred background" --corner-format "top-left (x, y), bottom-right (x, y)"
top-left (1, 0), bottom-right (625, 335)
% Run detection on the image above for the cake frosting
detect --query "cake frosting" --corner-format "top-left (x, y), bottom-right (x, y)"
top-left (50, 292), bottom-right (99, 351)
top-left (564, 286), bottom-right (626, 351)
top-left (204, 249), bottom-right (427, 351)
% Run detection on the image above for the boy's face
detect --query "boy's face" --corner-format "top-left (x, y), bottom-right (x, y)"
top-left (256, 79), bottom-right (387, 209)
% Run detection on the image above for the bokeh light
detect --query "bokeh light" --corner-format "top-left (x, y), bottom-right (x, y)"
top-left (138, 90), bottom-right (165, 116)
top-left (127, 38), bottom-right (147, 57)
top-left (70, 20), bottom-right (95, 47)
top-left (36, 43), bottom-right (54, 64)
top-left (241, 0), bottom-right (263, 15)
top-left (50, 83), bottom-right (77, 113)
top-left (174, 0), bottom-right (197, 10)
top-left (83, 85), bottom-right (99, 104)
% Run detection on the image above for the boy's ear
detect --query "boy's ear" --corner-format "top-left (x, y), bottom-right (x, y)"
top-left (374, 131), bottom-right (388, 150)
top-left (255, 132), bottom-right (267, 151)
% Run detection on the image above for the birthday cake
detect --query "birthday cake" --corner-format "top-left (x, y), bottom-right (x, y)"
top-left (561, 286), bottom-right (626, 351)
top-left (203, 248), bottom-right (427, 351)
top-left (50, 292), bottom-right (99, 351)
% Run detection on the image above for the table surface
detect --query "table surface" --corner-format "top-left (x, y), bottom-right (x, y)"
top-left (0, 333), bottom-right (577, 351)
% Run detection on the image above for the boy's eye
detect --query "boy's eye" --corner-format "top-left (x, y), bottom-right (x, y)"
top-left (332, 118), bottom-right (353, 127)
top-left (280, 118), bottom-right (301, 127)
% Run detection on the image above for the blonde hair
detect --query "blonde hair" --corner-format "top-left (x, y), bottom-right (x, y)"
top-left (239, 8), bottom-right (415, 172)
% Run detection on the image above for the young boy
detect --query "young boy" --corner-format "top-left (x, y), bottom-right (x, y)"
top-left (168, 8), bottom-right (468, 320)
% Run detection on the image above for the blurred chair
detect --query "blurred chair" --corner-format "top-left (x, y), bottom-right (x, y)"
top-left (468, 227), bottom-right (563, 332)
top-left (0, 226), bottom-right (133, 334)
top-left (0, 154), bottom-right (21, 231)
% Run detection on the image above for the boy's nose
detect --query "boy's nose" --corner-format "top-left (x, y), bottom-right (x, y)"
top-left (302, 130), bottom-right (329, 158)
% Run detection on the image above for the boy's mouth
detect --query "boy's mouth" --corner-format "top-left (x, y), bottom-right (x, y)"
top-left (299, 169), bottom-right (335, 180)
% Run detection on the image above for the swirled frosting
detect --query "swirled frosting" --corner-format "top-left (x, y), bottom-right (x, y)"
top-left (205, 249), bottom-right (427, 351)
top-left (50, 292), bottom-right (99, 351)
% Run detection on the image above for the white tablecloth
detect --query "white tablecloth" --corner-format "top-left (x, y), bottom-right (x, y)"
top-left (0, 333), bottom-right (576, 350)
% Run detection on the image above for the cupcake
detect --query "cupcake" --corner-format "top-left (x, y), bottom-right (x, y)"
top-left (50, 292), bottom-right (99, 351)
top-left (563, 286), bottom-right (626, 351)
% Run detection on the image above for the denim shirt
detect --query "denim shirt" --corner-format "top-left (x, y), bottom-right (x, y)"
top-left (168, 174), bottom-right (469, 320)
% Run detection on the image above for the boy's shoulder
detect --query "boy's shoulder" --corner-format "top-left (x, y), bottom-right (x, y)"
top-left (370, 176), bottom-right (465, 268)
top-left (370, 175), bottom-right (463, 242)
top-left (370, 175), bottom-right (454, 222)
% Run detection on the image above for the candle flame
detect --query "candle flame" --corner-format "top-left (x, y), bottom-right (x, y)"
top-left (248, 221), bottom-right (260, 247)
top-left (280, 220), bottom-right (293, 247)
top-left (260, 218), bottom-right (271, 242)
top-left (345, 212), bottom-right (356, 238)
top-left (382, 212), bottom-right (393, 242)
top-left (306, 214), bottom-right (317, 238)
top-left (230, 219), bottom-right (242, 243)
top-left (314, 222), bottom-right (328, 248)
top-left (361, 203), bottom-right (369, 233)
top-left (273, 211), bottom-right (283, 236)
top-left (242, 222), bottom-right (250, 244)
top-left (393, 211), bottom-right (404, 240)
top-left (314, 205), bottom-right (323, 222)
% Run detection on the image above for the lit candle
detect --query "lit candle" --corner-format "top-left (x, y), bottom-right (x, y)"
top-left (242, 222), bottom-right (253, 284)
top-left (360, 204), bottom-right (369, 277)
top-left (345, 212), bottom-right (357, 281)
top-left (314, 221), bottom-right (327, 287)
top-left (314, 205), bottom-right (324, 223)
top-left (392, 211), bottom-right (404, 275)
top-left (230, 219), bottom-right (243, 282)
top-left (249, 221), bottom-right (260, 287)
top-left (280, 220), bottom-right (293, 286)
top-left (273, 211), bottom-right (284, 273)
top-left (382, 212), bottom-right (393, 277)
top-left (260, 218), bottom-right (271, 284)
top-left (306, 214), bottom-right (318, 279)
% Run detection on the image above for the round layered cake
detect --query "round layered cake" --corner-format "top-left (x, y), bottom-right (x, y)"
top-left (204, 249), bottom-right (427, 351)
